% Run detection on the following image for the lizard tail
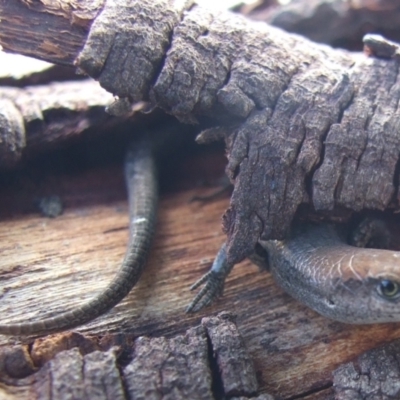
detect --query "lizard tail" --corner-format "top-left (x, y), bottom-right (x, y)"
top-left (0, 137), bottom-right (158, 336)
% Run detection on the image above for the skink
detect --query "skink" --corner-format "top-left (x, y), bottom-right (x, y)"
top-left (189, 221), bottom-right (400, 324)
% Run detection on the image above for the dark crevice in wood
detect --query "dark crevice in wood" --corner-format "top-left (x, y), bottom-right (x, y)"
top-left (202, 313), bottom-right (259, 398)
top-left (206, 333), bottom-right (224, 400)
top-left (148, 2), bottom-right (196, 100)
top-left (115, 351), bottom-right (131, 400)
top-left (27, 341), bottom-right (36, 368)
top-left (303, 124), bottom-right (325, 203)
top-left (392, 153), bottom-right (400, 209)
top-left (335, 78), bottom-right (355, 127)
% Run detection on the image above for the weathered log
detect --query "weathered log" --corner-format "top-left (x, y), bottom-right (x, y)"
top-left (5, 3), bottom-right (398, 399)
top-left (2, 0), bottom-right (400, 263)
top-left (0, 79), bottom-right (161, 168)
top-left (10, 305), bottom-right (400, 399)
top-left (0, 52), bottom-right (172, 169)
top-left (0, 80), bottom-right (114, 167)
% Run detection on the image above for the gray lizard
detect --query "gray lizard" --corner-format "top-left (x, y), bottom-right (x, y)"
top-left (188, 220), bottom-right (400, 324)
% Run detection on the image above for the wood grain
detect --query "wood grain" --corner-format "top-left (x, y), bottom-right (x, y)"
top-left (1, 145), bottom-right (400, 399)
top-left (0, 0), bottom-right (100, 65)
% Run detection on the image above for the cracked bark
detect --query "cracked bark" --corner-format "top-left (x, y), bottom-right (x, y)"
top-left (0, 313), bottom-right (266, 400)
top-left (0, 80), bottom-right (115, 167)
top-left (334, 338), bottom-right (400, 399)
top-left (0, 79), bottom-right (161, 168)
top-left (2, 0), bottom-right (399, 263)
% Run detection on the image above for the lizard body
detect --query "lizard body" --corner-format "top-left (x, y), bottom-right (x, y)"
top-left (189, 222), bottom-right (400, 324)
top-left (0, 137), bottom-right (158, 335)
top-left (263, 223), bottom-right (400, 323)
top-left (2, 134), bottom-right (400, 334)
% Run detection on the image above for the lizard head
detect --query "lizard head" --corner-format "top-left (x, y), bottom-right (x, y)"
top-left (319, 248), bottom-right (400, 324)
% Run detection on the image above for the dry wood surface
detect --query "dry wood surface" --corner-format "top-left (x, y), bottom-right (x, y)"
top-left (1, 141), bottom-right (400, 399)
top-left (3, 0), bottom-right (400, 265)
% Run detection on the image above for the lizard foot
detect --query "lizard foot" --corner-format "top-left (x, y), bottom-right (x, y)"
top-left (186, 242), bottom-right (234, 313)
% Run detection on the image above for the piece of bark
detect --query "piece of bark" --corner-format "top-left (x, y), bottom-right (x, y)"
top-left (333, 338), bottom-right (400, 399)
top-left (202, 312), bottom-right (258, 397)
top-left (0, 331), bottom-right (136, 384)
top-left (0, 344), bottom-right (37, 379)
top-left (83, 349), bottom-right (126, 400)
top-left (54, 0), bottom-right (400, 260)
top-left (244, 0), bottom-right (400, 50)
top-left (0, 313), bottom-right (266, 400)
top-left (75, 0), bottom-right (195, 106)
top-left (34, 347), bottom-right (125, 400)
top-left (2, 1), bottom-right (400, 262)
top-left (30, 332), bottom-right (99, 366)
top-left (124, 325), bottom-right (213, 400)
top-left (0, 80), bottom-right (128, 167)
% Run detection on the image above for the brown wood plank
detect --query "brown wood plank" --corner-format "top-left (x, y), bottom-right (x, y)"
top-left (0, 0), bottom-right (100, 65)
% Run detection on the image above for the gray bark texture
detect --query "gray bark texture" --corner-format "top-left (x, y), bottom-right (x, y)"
top-left (333, 338), bottom-right (400, 399)
top-left (73, 0), bottom-right (400, 262)
top-left (0, 312), bottom-right (266, 400)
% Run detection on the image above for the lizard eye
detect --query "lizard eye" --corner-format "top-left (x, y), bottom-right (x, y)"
top-left (378, 279), bottom-right (400, 299)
